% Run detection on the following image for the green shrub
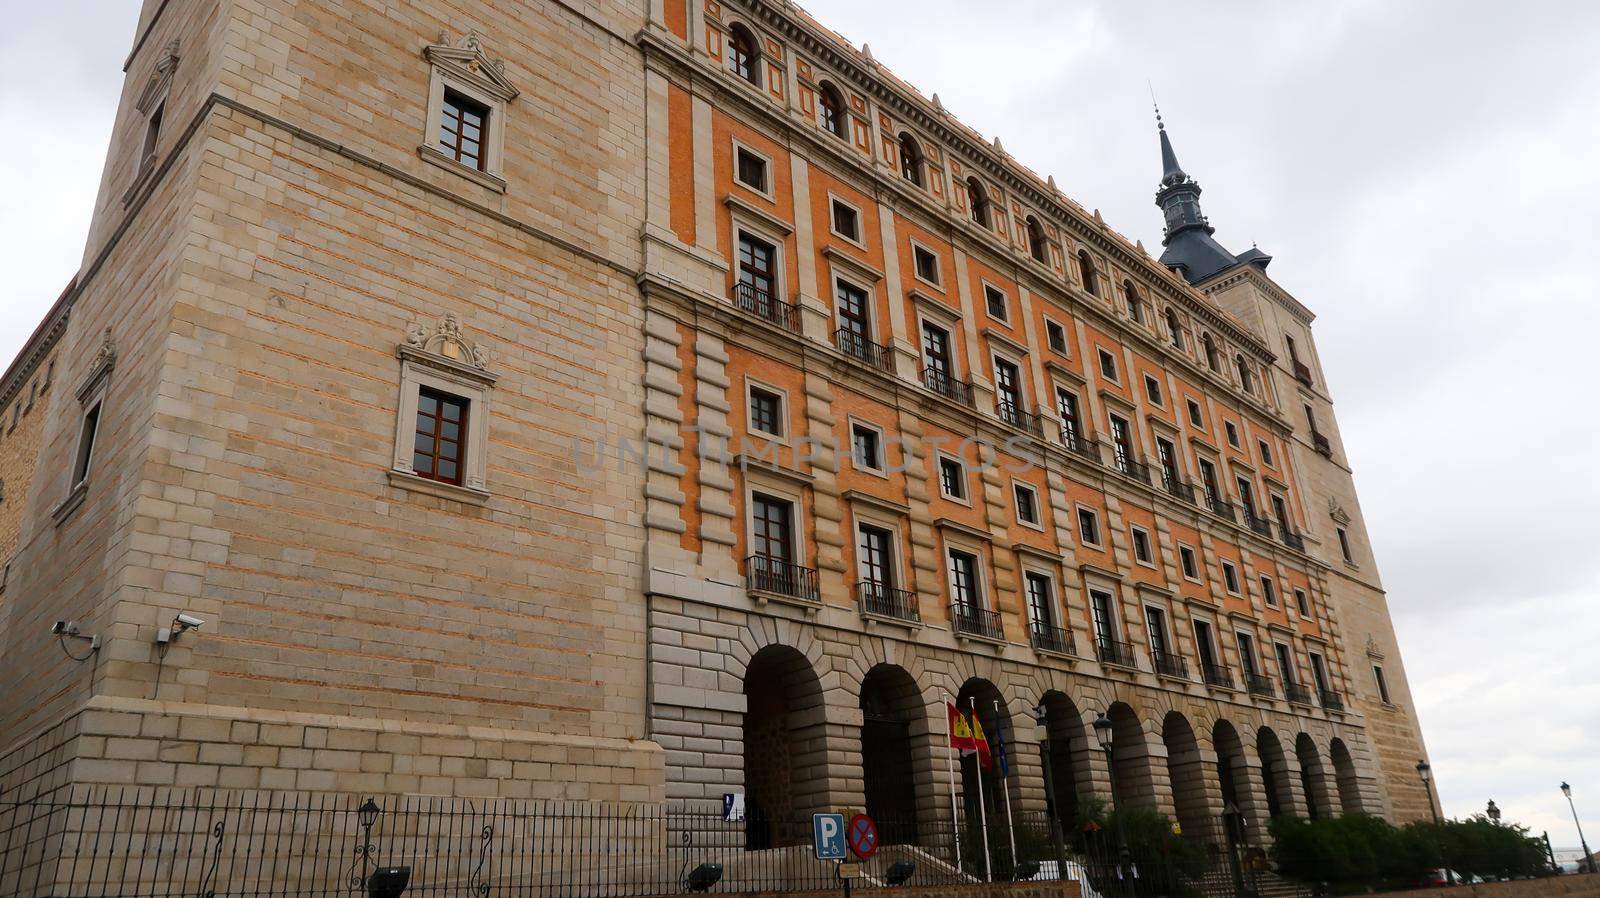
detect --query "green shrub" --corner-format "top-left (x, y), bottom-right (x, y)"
top-left (1272, 813), bottom-right (1552, 890)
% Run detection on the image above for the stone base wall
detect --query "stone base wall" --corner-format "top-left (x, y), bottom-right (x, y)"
top-left (1375, 875), bottom-right (1600, 898)
top-left (745, 882), bottom-right (1083, 898)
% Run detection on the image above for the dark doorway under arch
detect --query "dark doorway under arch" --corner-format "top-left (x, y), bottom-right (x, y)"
top-left (1257, 728), bottom-right (1293, 821)
top-left (955, 678), bottom-right (1015, 829)
top-left (1039, 691), bottom-right (1087, 829)
top-left (1296, 733), bottom-right (1330, 820)
top-left (743, 645), bottom-right (828, 849)
top-left (860, 664), bottom-right (921, 841)
top-left (1162, 712), bottom-right (1210, 837)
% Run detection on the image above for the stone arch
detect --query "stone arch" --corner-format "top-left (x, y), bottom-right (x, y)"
top-left (956, 677), bottom-right (1020, 827)
top-left (1330, 737), bottom-right (1366, 815)
top-left (1106, 701), bottom-right (1158, 810)
top-left (1212, 719), bottom-right (1265, 842)
top-left (899, 132), bottom-right (925, 187)
top-left (1296, 732), bottom-right (1335, 820)
top-left (742, 643), bottom-right (829, 848)
top-left (1039, 689), bottom-right (1090, 828)
top-left (1162, 711), bottom-right (1211, 838)
top-left (1256, 727), bottom-right (1295, 821)
top-left (726, 22), bottom-right (761, 87)
top-left (860, 663), bottom-right (923, 839)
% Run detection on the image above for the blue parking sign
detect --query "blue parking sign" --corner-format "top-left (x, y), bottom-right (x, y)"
top-left (812, 813), bottom-right (846, 860)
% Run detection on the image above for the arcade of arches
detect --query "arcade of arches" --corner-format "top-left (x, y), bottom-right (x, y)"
top-left (704, 636), bottom-right (1381, 849)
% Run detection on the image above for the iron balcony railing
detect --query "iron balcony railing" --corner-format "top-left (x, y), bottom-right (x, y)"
top-left (1247, 673), bottom-right (1276, 698)
top-left (1029, 622), bottom-right (1075, 656)
top-left (733, 281), bottom-right (801, 333)
top-left (1244, 511), bottom-right (1274, 537)
top-left (1206, 493), bottom-right (1236, 523)
top-left (745, 555), bottom-right (819, 603)
top-left (951, 602), bottom-right (1004, 641)
top-left (1113, 453), bottom-right (1152, 485)
top-left (1293, 359), bottom-right (1314, 386)
top-left (1061, 429), bottom-right (1101, 465)
top-left (1280, 527), bottom-right (1306, 552)
top-left (1284, 682), bottom-right (1315, 706)
top-left (1319, 689), bottom-right (1346, 712)
top-left (1162, 474), bottom-right (1197, 504)
top-left (857, 580), bottom-right (919, 623)
top-left (1095, 637), bottom-right (1138, 669)
top-left (921, 366), bottom-right (975, 407)
top-left (1202, 663), bottom-right (1236, 690)
top-left (832, 328), bottom-right (894, 372)
top-left (995, 401), bottom-right (1045, 437)
top-left (1151, 650), bottom-right (1190, 680)
top-left (1312, 431), bottom-right (1332, 457)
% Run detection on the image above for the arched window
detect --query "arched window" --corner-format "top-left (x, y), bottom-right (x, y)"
top-left (1164, 307), bottom-right (1184, 349)
top-left (727, 24), bottom-right (761, 87)
top-left (898, 133), bottom-right (924, 187)
top-left (1202, 333), bottom-right (1220, 371)
top-left (1123, 280), bottom-right (1144, 324)
top-left (1026, 217), bottom-right (1050, 264)
top-left (1235, 354), bottom-right (1254, 392)
top-left (818, 82), bottom-right (846, 139)
top-left (1077, 249), bottom-right (1098, 296)
top-left (968, 177), bottom-right (991, 228)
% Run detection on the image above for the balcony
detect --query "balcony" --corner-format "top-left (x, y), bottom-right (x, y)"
top-left (1062, 430), bottom-right (1101, 465)
top-left (746, 555), bottom-right (819, 603)
top-left (833, 328), bottom-right (895, 373)
top-left (1113, 453), bottom-right (1152, 485)
top-left (1162, 475), bottom-right (1197, 505)
top-left (1312, 432), bottom-right (1332, 457)
top-left (1206, 494), bottom-right (1236, 523)
top-left (858, 580), bottom-right (919, 623)
top-left (1319, 689), bottom-right (1346, 713)
top-left (995, 401), bottom-right (1045, 438)
top-left (1030, 623), bottom-right (1076, 656)
top-left (734, 282), bottom-right (801, 334)
top-left (1202, 663), bottom-right (1236, 690)
top-left (952, 602), bottom-right (1004, 641)
top-left (1279, 527), bottom-right (1306, 553)
top-left (1284, 683), bottom-right (1315, 706)
top-left (922, 367), bottom-right (975, 408)
top-left (1096, 638), bottom-right (1138, 669)
top-left (1293, 359), bottom-right (1313, 387)
top-left (1151, 650), bottom-right (1190, 680)
top-left (1246, 673), bottom-right (1276, 699)
top-left (1243, 511), bottom-right (1274, 538)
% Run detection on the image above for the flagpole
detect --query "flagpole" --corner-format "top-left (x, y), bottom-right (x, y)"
top-left (943, 693), bottom-right (962, 872)
top-left (995, 699), bottom-right (1018, 872)
top-left (971, 695), bottom-right (992, 882)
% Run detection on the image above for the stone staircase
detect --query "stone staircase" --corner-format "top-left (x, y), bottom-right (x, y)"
top-left (1195, 866), bottom-right (1315, 898)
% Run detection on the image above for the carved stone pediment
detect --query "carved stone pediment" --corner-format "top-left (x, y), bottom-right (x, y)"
top-left (423, 31), bottom-right (519, 102)
top-left (1327, 497), bottom-right (1351, 525)
top-left (136, 39), bottom-right (180, 113)
top-left (400, 314), bottom-right (496, 385)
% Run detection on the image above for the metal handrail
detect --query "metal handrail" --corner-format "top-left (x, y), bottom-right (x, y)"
top-left (1096, 638), bottom-right (1138, 669)
top-left (1284, 683), bottom-right (1315, 706)
top-left (745, 554), bottom-right (819, 602)
top-left (1030, 623), bottom-right (1076, 656)
top-left (734, 282), bottom-right (801, 333)
top-left (857, 580), bottom-right (919, 622)
top-left (1152, 650), bottom-right (1190, 680)
top-left (922, 366), bottom-right (975, 407)
top-left (1247, 673), bottom-right (1276, 698)
top-left (951, 602), bottom-right (1004, 641)
top-left (1062, 430), bottom-right (1102, 465)
top-left (995, 401), bottom-right (1045, 437)
top-left (833, 328), bottom-right (894, 372)
top-left (1319, 689), bottom-right (1345, 712)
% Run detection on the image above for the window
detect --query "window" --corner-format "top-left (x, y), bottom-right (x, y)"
top-left (736, 232), bottom-right (778, 306)
top-left (1109, 414), bottom-right (1134, 473)
top-left (830, 198), bottom-right (860, 242)
top-left (1260, 575), bottom-right (1278, 607)
top-left (1203, 333), bottom-right (1220, 372)
top-left (1144, 375), bottom-right (1163, 406)
top-left (1077, 250), bottom-right (1098, 296)
top-left (748, 385), bottom-right (784, 437)
top-left (735, 146), bottom-right (768, 193)
top-left (899, 133), bottom-right (925, 187)
top-left (1156, 438), bottom-right (1180, 491)
top-left (1272, 494), bottom-right (1293, 536)
top-left (1014, 483), bottom-right (1040, 526)
top-left (1145, 606), bottom-right (1170, 657)
top-left (1025, 572), bottom-right (1055, 631)
top-left (835, 280), bottom-right (872, 350)
top-left (1235, 355), bottom-right (1254, 393)
top-left (1178, 545), bottom-right (1199, 581)
top-left (1026, 216), bottom-right (1049, 264)
top-left (1198, 458), bottom-right (1221, 506)
top-left (1286, 335), bottom-right (1301, 364)
top-left (1097, 349), bottom-right (1118, 382)
top-left (921, 321), bottom-right (954, 378)
top-left (1224, 421), bottom-right (1240, 448)
top-left (1046, 320), bottom-right (1068, 354)
top-left (72, 403), bottom-right (103, 489)
top-left (968, 177), bottom-right (991, 228)
top-left (728, 24), bottom-right (761, 86)
top-left (1165, 307), bottom-right (1184, 349)
top-left (1186, 399), bottom-right (1204, 428)
top-left (412, 388), bottom-right (470, 485)
top-left (993, 357), bottom-right (1024, 418)
top-left (751, 493), bottom-right (793, 564)
top-left (1337, 527), bottom-right (1354, 564)
top-left (1193, 619), bottom-right (1218, 671)
top-left (1237, 477), bottom-right (1257, 518)
top-left (1294, 587), bottom-right (1310, 617)
top-left (948, 549), bottom-right (982, 608)
top-left (852, 423), bottom-right (884, 472)
top-left (1221, 560), bottom-right (1241, 595)
top-left (1124, 281), bottom-right (1144, 324)
top-left (1131, 526), bottom-right (1153, 565)
top-left (818, 82), bottom-right (847, 138)
top-left (1236, 631), bottom-right (1259, 678)
top-left (439, 90), bottom-right (489, 171)
top-left (984, 285), bottom-right (1008, 321)
top-left (142, 100), bottom-right (165, 163)
top-left (938, 456), bottom-right (967, 500)
top-left (858, 523), bottom-right (894, 591)
top-left (1077, 507), bottom-right (1102, 547)
top-left (1056, 388), bottom-right (1082, 447)
top-left (1373, 664), bottom-right (1392, 704)
top-left (1090, 589), bottom-right (1117, 645)
top-left (912, 245), bottom-right (940, 285)
top-left (1275, 642), bottom-right (1297, 687)
top-left (1258, 439), bottom-right (1274, 467)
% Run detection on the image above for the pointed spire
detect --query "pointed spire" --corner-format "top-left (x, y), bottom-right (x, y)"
top-left (1155, 101), bottom-right (1186, 185)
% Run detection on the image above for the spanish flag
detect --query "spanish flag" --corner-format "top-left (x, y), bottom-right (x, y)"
top-left (947, 702), bottom-right (978, 752)
top-left (967, 709), bottom-right (995, 771)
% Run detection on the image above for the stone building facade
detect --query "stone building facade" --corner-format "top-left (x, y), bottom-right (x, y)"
top-left (0, 0), bottom-right (1432, 854)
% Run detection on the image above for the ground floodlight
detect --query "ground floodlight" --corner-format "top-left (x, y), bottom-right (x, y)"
top-left (885, 860), bottom-right (916, 886)
top-left (686, 862), bottom-right (724, 892)
top-left (1014, 860), bottom-right (1041, 881)
top-left (367, 866), bottom-right (410, 898)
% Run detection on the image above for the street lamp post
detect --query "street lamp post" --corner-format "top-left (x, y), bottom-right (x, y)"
top-left (1034, 705), bottom-right (1068, 878)
top-left (1417, 761), bottom-right (1454, 887)
top-left (1561, 783), bottom-right (1594, 875)
top-left (1486, 800), bottom-right (1501, 826)
top-left (1094, 712), bottom-right (1132, 871)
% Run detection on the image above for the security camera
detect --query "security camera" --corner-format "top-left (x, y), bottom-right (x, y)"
top-left (173, 613), bottom-right (205, 632)
top-left (51, 620), bottom-right (69, 635)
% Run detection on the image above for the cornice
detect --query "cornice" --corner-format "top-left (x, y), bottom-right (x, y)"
top-left (1202, 265), bottom-right (1316, 326)
top-left (0, 282), bottom-right (72, 414)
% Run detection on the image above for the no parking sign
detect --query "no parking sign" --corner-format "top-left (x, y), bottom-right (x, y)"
top-left (846, 814), bottom-right (878, 859)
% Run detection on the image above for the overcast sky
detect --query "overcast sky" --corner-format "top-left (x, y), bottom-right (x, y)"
top-left (3, 1), bottom-right (1596, 847)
